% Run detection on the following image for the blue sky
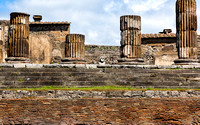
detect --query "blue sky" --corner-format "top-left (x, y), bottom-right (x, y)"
top-left (0, 0), bottom-right (199, 45)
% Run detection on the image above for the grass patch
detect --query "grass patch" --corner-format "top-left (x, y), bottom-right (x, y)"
top-left (3, 86), bottom-right (200, 91)
top-left (18, 78), bottom-right (24, 82)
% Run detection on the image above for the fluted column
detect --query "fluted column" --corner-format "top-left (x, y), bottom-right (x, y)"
top-left (6, 12), bottom-right (30, 63)
top-left (175, 0), bottom-right (199, 64)
top-left (62, 34), bottom-right (86, 64)
top-left (118, 15), bottom-right (144, 64)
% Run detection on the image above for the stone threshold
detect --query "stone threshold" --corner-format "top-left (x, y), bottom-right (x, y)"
top-left (0, 90), bottom-right (200, 100)
top-left (1, 63), bottom-right (200, 69)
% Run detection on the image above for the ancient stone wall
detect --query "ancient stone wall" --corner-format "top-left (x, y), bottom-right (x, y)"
top-left (85, 34), bottom-right (178, 65)
top-left (1, 90), bottom-right (200, 99)
top-left (29, 22), bottom-right (70, 63)
top-left (141, 33), bottom-right (177, 65)
top-left (85, 45), bottom-right (120, 64)
top-left (29, 33), bottom-right (55, 64)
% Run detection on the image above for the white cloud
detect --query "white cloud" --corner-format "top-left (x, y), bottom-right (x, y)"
top-left (125, 0), bottom-right (168, 14)
top-left (124, 0), bottom-right (129, 4)
top-left (1, 0), bottom-right (200, 45)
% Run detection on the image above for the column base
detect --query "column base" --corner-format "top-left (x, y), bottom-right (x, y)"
top-left (174, 59), bottom-right (200, 65)
top-left (5, 57), bottom-right (30, 63)
top-left (118, 58), bottom-right (145, 65)
top-left (61, 58), bottom-right (86, 64)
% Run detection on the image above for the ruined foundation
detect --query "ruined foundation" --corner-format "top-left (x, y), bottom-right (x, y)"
top-left (118, 15), bottom-right (144, 65)
top-left (61, 34), bottom-right (86, 64)
top-left (6, 12), bottom-right (30, 63)
top-left (174, 0), bottom-right (199, 65)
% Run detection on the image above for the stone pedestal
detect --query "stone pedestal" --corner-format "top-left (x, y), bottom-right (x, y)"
top-left (119, 15), bottom-right (144, 65)
top-left (5, 57), bottom-right (30, 63)
top-left (174, 59), bottom-right (199, 65)
top-left (174, 0), bottom-right (199, 65)
top-left (61, 34), bottom-right (86, 64)
top-left (118, 58), bottom-right (144, 65)
top-left (6, 12), bottom-right (30, 63)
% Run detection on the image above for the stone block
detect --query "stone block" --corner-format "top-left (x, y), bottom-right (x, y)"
top-left (123, 91), bottom-right (132, 97)
top-left (171, 91), bottom-right (179, 97)
top-left (159, 91), bottom-right (170, 98)
top-left (75, 64), bottom-right (86, 68)
top-left (132, 91), bottom-right (143, 97)
top-left (61, 64), bottom-right (76, 68)
top-left (0, 64), bottom-right (14, 68)
top-left (43, 64), bottom-right (62, 68)
top-left (144, 91), bottom-right (155, 98)
top-left (26, 64), bottom-right (43, 68)
top-left (14, 64), bottom-right (26, 68)
top-left (86, 64), bottom-right (97, 69)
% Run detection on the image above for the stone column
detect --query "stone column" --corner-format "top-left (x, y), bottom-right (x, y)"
top-left (6, 12), bottom-right (30, 63)
top-left (118, 15), bottom-right (144, 64)
top-left (174, 0), bottom-right (199, 65)
top-left (61, 34), bottom-right (86, 64)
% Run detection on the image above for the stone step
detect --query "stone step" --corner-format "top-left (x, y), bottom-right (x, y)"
top-left (0, 68), bottom-right (199, 88)
top-left (1, 81), bottom-right (64, 88)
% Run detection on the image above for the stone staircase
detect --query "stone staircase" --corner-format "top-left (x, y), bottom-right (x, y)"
top-left (0, 68), bottom-right (200, 88)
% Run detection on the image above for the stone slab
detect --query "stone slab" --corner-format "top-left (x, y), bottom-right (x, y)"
top-left (14, 64), bottom-right (27, 68)
top-left (26, 64), bottom-right (43, 68)
top-left (174, 59), bottom-right (200, 65)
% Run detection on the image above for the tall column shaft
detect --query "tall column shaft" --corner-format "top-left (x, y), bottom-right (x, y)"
top-left (8, 12), bottom-right (30, 58)
top-left (65, 34), bottom-right (85, 59)
top-left (176, 0), bottom-right (197, 59)
top-left (120, 15), bottom-right (141, 59)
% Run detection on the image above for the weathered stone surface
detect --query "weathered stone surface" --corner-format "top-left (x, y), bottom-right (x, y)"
top-left (1, 90), bottom-right (200, 99)
top-left (29, 21), bottom-right (70, 64)
top-left (120, 15), bottom-right (142, 59)
top-left (7, 12), bottom-right (30, 58)
top-left (26, 64), bottom-right (43, 68)
top-left (65, 34), bottom-right (85, 59)
top-left (29, 33), bottom-right (53, 64)
top-left (176, 0), bottom-right (198, 60)
top-left (0, 66), bottom-right (200, 88)
top-left (0, 20), bottom-right (9, 63)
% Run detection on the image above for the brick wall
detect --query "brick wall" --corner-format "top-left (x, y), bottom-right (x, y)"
top-left (0, 98), bottom-right (199, 124)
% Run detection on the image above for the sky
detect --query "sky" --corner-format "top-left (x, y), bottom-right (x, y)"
top-left (0, 0), bottom-right (199, 45)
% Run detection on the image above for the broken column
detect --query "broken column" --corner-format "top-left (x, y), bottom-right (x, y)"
top-left (6, 12), bottom-right (30, 63)
top-left (174, 0), bottom-right (199, 65)
top-left (118, 15), bottom-right (144, 64)
top-left (61, 34), bottom-right (86, 64)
